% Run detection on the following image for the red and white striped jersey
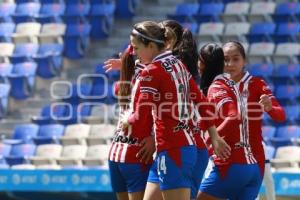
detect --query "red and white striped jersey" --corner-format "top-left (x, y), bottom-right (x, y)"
top-left (127, 51), bottom-right (214, 158)
top-left (109, 63), bottom-right (154, 163)
top-left (207, 72), bottom-right (285, 177)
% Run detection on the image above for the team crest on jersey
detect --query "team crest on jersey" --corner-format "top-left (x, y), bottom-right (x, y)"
top-left (212, 89), bottom-right (227, 98)
top-left (226, 79), bottom-right (235, 87)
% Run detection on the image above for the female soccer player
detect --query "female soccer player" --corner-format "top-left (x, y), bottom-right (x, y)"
top-left (197, 42), bottom-right (285, 200)
top-left (108, 45), bottom-right (155, 200)
top-left (122, 21), bottom-right (230, 200)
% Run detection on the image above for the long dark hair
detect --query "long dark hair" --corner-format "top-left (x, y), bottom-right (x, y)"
top-left (119, 46), bottom-right (135, 108)
top-left (160, 20), bottom-right (199, 80)
top-left (199, 43), bottom-right (225, 96)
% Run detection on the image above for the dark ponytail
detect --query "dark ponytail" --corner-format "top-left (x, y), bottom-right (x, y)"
top-left (119, 46), bottom-right (135, 108)
top-left (199, 43), bottom-right (224, 96)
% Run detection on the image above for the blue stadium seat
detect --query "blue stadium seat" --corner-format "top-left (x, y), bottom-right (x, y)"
top-left (0, 22), bottom-right (15, 42)
top-left (55, 104), bottom-right (91, 125)
top-left (248, 63), bottom-right (273, 80)
top-left (247, 22), bottom-right (276, 43)
top-left (272, 2), bottom-right (300, 23)
top-left (33, 124), bottom-right (65, 145)
top-left (284, 105), bottom-right (300, 124)
top-left (181, 22), bottom-right (198, 34)
top-left (262, 125), bottom-right (276, 145)
top-left (64, 23), bottom-right (91, 59)
top-left (12, 2), bottom-right (41, 23)
top-left (271, 125), bottom-right (300, 148)
top-left (273, 64), bottom-right (300, 85)
top-left (8, 62), bottom-right (37, 100)
top-left (63, 2), bottom-right (90, 24)
top-left (265, 145), bottom-right (275, 159)
top-left (9, 43), bottom-right (39, 64)
top-left (273, 23), bottom-right (300, 43)
top-left (194, 3), bottom-right (224, 23)
top-left (167, 3), bottom-right (199, 23)
top-left (0, 63), bottom-right (13, 83)
top-left (31, 103), bottom-right (70, 125)
top-left (5, 144), bottom-right (36, 165)
top-left (3, 124), bottom-right (39, 145)
top-left (62, 83), bottom-right (93, 104)
top-left (0, 143), bottom-right (11, 164)
top-left (115, 0), bottom-right (138, 18)
top-left (0, 3), bottom-right (16, 22)
top-left (36, 3), bottom-right (65, 24)
top-left (33, 43), bottom-right (64, 78)
top-left (275, 85), bottom-right (300, 105)
top-left (0, 83), bottom-right (11, 118)
top-left (89, 3), bottom-right (115, 39)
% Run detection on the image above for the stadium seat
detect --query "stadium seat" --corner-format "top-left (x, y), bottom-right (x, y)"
top-left (272, 2), bottom-right (300, 23)
top-left (271, 125), bottom-right (300, 148)
top-left (8, 62), bottom-right (37, 100)
top-left (11, 164), bottom-right (36, 169)
top-left (115, 0), bottom-right (138, 18)
top-left (265, 145), bottom-right (275, 160)
top-left (9, 43), bottom-right (39, 64)
top-left (35, 164), bottom-right (61, 169)
top-left (275, 85), bottom-right (300, 105)
top-left (248, 2), bottom-right (276, 23)
top-left (194, 3), bottom-right (224, 23)
top-left (0, 22), bottom-right (15, 42)
top-left (3, 123), bottom-right (39, 145)
top-left (248, 42), bottom-right (275, 64)
top-left (29, 144), bottom-right (62, 165)
top-left (271, 146), bottom-right (300, 169)
top-left (64, 23), bottom-right (91, 59)
top-left (273, 23), bottom-right (300, 44)
top-left (262, 125), bottom-right (276, 145)
top-left (0, 43), bottom-right (14, 63)
top-left (246, 22), bottom-right (276, 43)
top-left (0, 143), bottom-right (12, 164)
top-left (222, 22), bottom-right (250, 42)
top-left (197, 22), bottom-right (224, 42)
top-left (181, 22), bottom-right (198, 35)
top-left (12, 22), bottom-right (41, 44)
top-left (167, 3), bottom-right (199, 23)
top-left (0, 83), bottom-right (11, 118)
top-left (37, 23), bottom-right (66, 44)
top-left (86, 124), bottom-right (115, 145)
top-left (0, 63), bottom-right (13, 83)
top-left (83, 104), bottom-right (111, 124)
top-left (33, 43), bottom-right (64, 78)
top-left (0, 2), bottom-right (16, 22)
top-left (247, 63), bottom-right (273, 80)
top-left (60, 123), bottom-right (90, 146)
top-left (12, 2), bottom-right (41, 23)
top-left (31, 103), bottom-right (71, 125)
top-left (273, 43), bottom-right (300, 64)
top-left (82, 144), bottom-right (110, 166)
top-left (284, 105), bottom-right (300, 124)
top-left (36, 3), bottom-right (65, 24)
top-left (63, 2), bottom-right (90, 24)
top-left (33, 124), bottom-right (65, 145)
top-left (273, 64), bottom-right (300, 85)
top-left (61, 83), bottom-right (93, 104)
top-left (5, 143), bottom-right (36, 165)
top-left (221, 2), bottom-right (250, 23)
top-left (56, 144), bottom-right (87, 166)
top-left (89, 3), bottom-right (115, 39)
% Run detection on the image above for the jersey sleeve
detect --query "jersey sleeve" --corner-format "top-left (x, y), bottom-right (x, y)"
top-left (207, 83), bottom-right (241, 136)
top-left (127, 67), bottom-right (159, 125)
top-left (258, 79), bottom-right (286, 122)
